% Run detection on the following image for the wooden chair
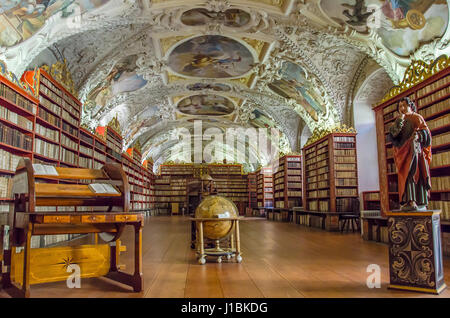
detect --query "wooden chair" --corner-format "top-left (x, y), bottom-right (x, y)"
top-left (1, 158), bottom-right (144, 298)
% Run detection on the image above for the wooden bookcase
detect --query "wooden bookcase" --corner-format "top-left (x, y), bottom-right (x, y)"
top-left (247, 172), bottom-right (257, 209)
top-left (302, 132), bottom-right (359, 213)
top-left (0, 72), bottom-right (38, 215)
top-left (362, 191), bottom-right (381, 210)
top-left (256, 166), bottom-right (273, 208)
top-left (209, 164), bottom-right (248, 214)
top-left (273, 155), bottom-right (302, 209)
top-left (373, 57), bottom-right (450, 218)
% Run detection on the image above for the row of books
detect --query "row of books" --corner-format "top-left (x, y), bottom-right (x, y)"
top-left (287, 162), bottom-right (301, 168)
top-left (0, 122), bottom-right (33, 150)
top-left (335, 156), bottom-right (356, 163)
top-left (0, 105), bottom-right (33, 131)
top-left (62, 109), bottom-right (79, 127)
top-left (334, 136), bottom-right (355, 143)
top-left (335, 163), bottom-right (356, 171)
top-left (418, 97), bottom-right (448, 118)
top-left (0, 82), bottom-right (36, 114)
top-left (38, 107), bottom-right (60, 127)
top-left (431, 176), bottom-right (450, 191)
top-left (94, 150), bottom-right (106, 162)
top-left (40, 82), bottom-right (63, 105)
top-left (417, 85), bottom-right (449, 108)
top-left (432, 131), bottom-right (450, 148)
top-left (78, 156), bottom-right (92, 168)
top-left (39, 95), bottom-right (61, 116)
top-left (336, 188), bottom-right (357, 196)
top-left (307, 190), bottom-right (330, 198)
top-left (430, 151), bottom-right (449, 168)
top-left (336, 198), bottom-right (355, 212)
top-left (417, 75), bottom-right (450, 98)
top-left (336, 178), bottom-right (358, 186)
top-left (79, 144), bottom-right (93, 157)
top-left (0, 176), bottom-right (11, 197)
top-left (61, 134), bottom-right (78, 151)
top-left (428, 201), bottom-right (450, 220)
top-left (336, 171), bottom-right (357, 178)
top-left (40, 75), bottom-right (62, 97)
top-left (34, 138), bottom-right (59, 159)
top-left (364, 192), bottom-right (380, 201)
top-left (62, 122), bottom-right (78, 137)
top-left (0, 149), bottom-right (21, 171)
top-left (35, 123), bottom-right (59, 142)
top-left (307, 200), bottom-right (329, 212)
top-left (428, 113), bottom-right (450, 131)
top-left (335, 149), bottom-right (356, 156)
top-left (334, 142), bottom-right (354, 149)
top-left (60, 148), bottom-right (77, 165)
top-left (317, 145), bottom-right (328, 155)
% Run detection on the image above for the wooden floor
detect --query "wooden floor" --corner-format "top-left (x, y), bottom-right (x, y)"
top-left (1, 215), bottom-right (450, 298)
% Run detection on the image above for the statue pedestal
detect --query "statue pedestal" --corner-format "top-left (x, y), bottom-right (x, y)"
top-left (387, 210), bottom-right (446, 294)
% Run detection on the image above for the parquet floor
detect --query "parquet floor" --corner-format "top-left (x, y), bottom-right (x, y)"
top-left (1, 216), bottom-right (450, 298)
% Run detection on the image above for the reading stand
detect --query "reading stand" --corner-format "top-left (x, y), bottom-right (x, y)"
top-left (1, 158), bottom-right (144, 298)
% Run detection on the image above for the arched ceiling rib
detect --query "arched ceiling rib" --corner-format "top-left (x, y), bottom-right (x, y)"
top-left (1, 0), bottom-right (449, 171)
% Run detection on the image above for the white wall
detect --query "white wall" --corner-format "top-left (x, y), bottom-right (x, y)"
top-left (353, 99), bottom-right (380, 194)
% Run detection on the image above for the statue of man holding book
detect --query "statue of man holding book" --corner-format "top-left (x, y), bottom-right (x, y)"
top-left (388, 97), bottom-right (432, 211)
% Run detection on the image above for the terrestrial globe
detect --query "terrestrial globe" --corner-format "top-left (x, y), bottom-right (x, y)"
top-left (195, 195), bottom-right (238, 240)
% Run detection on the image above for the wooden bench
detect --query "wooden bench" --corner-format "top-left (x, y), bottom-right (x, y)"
top-left (1, 158), bottom-right (144, 298)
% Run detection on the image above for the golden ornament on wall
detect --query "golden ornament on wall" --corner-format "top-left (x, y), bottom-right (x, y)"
top-left (107, 114), bottom-right (122, 135)
top-left (41, 59), bottom-right (78, 98)
top-left (378, 55), bottom-right (450, 105)
top-left (304, 124), bottom-right (357, 147)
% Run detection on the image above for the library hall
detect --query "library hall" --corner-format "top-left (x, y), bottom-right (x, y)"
top-left (1, 0), bottom-right (450, 303)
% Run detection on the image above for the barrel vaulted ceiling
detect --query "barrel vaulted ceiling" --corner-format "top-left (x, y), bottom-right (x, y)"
top-left (1, 0), bottom-right (449, 170)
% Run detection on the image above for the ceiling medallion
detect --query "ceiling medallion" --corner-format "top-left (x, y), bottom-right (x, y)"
top-left (167, 35), bottom-right (255, 79)
top-left (180, 8), bottom-right (250, 28)
top-left (176, 94), bottom-right (235, 116)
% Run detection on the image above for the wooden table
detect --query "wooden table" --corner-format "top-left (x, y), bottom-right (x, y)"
top-left (190, 217), bottom-right (243, 265)
top-left (265, 208), bottom-right (293, 222)
top-left (291, 208), bottom-right (349, 231)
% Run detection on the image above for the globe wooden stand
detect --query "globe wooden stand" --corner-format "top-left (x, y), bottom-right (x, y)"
top-left (191, 217), bottom-right (243, 265)
top-left (387, 210), bottom-right (447, 294)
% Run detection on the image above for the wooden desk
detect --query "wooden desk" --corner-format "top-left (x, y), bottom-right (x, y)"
top-left (2, 158), bottom-right (144, 298)
top-left (291, 209), bottom-right (348, 231)
top-left (265, 208), bottom-right (293, 222)
top-left (361, 215), bottom-right (388, 242)
top-left (191, 217), bottom-right (243, 265)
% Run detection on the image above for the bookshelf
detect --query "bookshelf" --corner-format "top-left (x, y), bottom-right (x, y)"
top-left (0, 72), bottom-right (38, 212)
top-left (362, 191), bottom-right (381, 211)
top-left (373, 56), bottom-right (450, 219)
top-left (302, 132), bottom-right (359, 213)
top-left (273, 155), bottom-right (302, 209)
top-left (247, 172), bottom-right (257, 215)
top-left (256, 166), bottom-right (273, 209)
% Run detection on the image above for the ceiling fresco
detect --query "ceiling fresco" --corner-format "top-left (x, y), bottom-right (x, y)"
top-left (167, 35), bottom-right (255, 78)
top-left (176, 94), bottom-right (235, 116)
top-left (85, 54), bottom-right (148, 115)
top-left (180, 8), bottom-right (251, 27)
top-left (0, 0), bottom-right (449, 171)
top-left (320, 0), bottom-right (449, 56)
top-left (0, 0), bottom-right (110, 48)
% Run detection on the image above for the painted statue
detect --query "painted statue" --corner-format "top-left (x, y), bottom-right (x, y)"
top-left (388, 97), bottom-right (432, 211)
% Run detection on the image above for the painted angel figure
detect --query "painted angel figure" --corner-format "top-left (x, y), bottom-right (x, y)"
top-left (388, 97), bottom-right (432, 211)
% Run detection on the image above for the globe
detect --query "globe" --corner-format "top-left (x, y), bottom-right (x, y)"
top-left (195, 195), bottom-right (238, 240)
